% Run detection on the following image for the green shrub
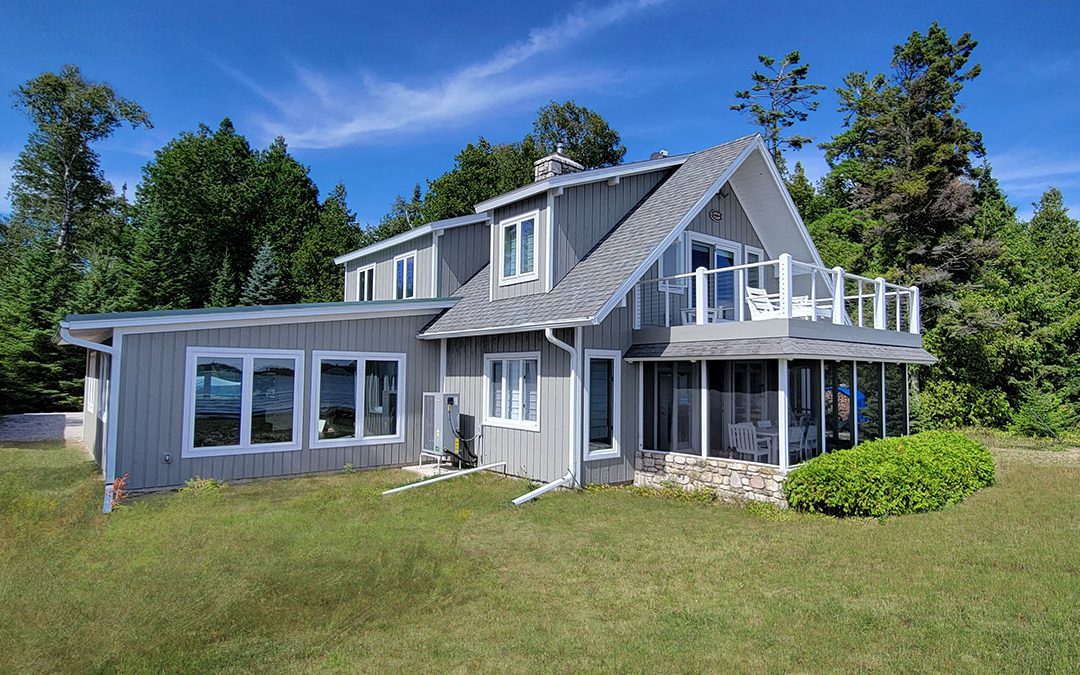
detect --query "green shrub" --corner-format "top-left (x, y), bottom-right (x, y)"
top-left (1010, 387), bottom-right (1079, 438)
top-left (913, 380), bottom-right (1011, 431)
top-left (784, 431), bottom-right (995, 517)
top-left (177, 476), bottom-right (227, 496)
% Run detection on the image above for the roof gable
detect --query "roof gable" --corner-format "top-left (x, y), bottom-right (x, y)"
top-left (420, 135), bottom-right (760, 337)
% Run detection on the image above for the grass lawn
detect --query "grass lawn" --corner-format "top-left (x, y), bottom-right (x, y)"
top-left (1, 440), bottom-right (1078, 673)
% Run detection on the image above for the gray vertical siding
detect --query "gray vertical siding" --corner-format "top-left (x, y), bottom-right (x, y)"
top-left (438, 220), bottom-right (491, 295)
top-left (685, 184), bottom-right (764, 249)
top-left (490, 194), bottom-right (548, 300)
top-left (344, 234), bottom-right (435, 301)
top-left (581, 303), bottom-right (639, 485)
top-left (114, 314), bottom-right (441, 490)
top-left (552, 169), bottom-right (673, 286)
top-left (443, 328), bottom-right (574, 483)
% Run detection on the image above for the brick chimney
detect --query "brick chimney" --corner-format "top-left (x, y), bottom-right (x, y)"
top-left (533, 143), bottom-right (584, 182)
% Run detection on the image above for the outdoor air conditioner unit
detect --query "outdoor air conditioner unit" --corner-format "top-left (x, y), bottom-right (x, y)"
top-left (421, 392), bottom-right (461, 460)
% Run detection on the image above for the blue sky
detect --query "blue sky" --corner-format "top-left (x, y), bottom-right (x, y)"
top-left (2, 0), bottom-right (1078, 223)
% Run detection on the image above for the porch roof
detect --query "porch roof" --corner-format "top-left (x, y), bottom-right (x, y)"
top-left (623, 337), bottom-right (937, 364)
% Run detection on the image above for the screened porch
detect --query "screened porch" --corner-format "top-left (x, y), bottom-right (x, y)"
top-left (638, 358), bottom-right (911, 470)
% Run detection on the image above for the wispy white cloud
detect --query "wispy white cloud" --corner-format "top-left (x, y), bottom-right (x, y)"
top-left (220, 0), bottom-right (666, 149)
top-left (991, 148), bottom-right (1080, 219)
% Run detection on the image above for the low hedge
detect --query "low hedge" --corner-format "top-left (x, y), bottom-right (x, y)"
top-left (784, 431), bottom-right (995, 517)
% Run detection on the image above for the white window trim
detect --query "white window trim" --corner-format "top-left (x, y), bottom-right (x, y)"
top-left (584, 349), bottom-right (621, 461)
top-left (182, 347), bottom-right (305, 458)
top-left (483, 351), bottom-right (541, 431)
top-left (393, 252), bottom-right (416, 300)
top-left (357, 263), bottom-right (375, 302)
top-left (310, 350), bottom-right (407, 449)
top-left (658, 234), bottom-right (686, 293)
top-left (497, 210), bottom-right (540, 286)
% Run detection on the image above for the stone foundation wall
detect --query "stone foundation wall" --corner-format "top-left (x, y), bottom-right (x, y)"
top-left (634, 450), bottom-right (788, 507)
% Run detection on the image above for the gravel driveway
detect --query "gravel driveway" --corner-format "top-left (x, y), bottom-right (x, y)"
top-left (0, 412), bottom-right (84, 443)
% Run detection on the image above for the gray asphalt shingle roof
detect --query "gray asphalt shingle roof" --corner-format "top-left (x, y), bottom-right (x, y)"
top-left (624, 337), bottom-right (937, 364)
top-left (420, 135), bottom-right (758, 337)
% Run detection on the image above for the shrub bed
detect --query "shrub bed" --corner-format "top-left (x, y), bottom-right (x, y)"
top-left (784, 431), bottom-right (995, 517)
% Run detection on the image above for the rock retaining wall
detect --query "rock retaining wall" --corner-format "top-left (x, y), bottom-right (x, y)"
top-left (634, 450), bottom-right (788, 507)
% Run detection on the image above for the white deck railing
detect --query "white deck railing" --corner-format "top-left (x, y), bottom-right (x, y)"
top-left (632, 253), bottom-right (920, 334)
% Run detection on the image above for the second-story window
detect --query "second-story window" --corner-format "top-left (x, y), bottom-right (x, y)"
top-left (394, 253), bottom-right (415, 299)
top-left (357, 264), bottom-right (375, 301)
top-left (500, 212), bottom-right (537, 284)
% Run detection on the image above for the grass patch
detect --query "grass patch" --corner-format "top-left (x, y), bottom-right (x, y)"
top-left (1, 439), bottom-right (1078, 672)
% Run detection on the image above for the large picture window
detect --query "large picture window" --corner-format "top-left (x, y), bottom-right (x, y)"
top-left (584, 349), bottom-right (621, 460)
top-left (484, 352), bottom-right (540, 430)
top-left (394, 253), bottom-right (415, 299)
top-left (311, 351), bottom-right (405, 447)
top-left (499, 212), bottom-right (537, 284)
top-left (183, 348), bottom-right (304, 457)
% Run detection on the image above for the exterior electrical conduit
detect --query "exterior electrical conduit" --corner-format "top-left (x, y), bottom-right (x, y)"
top-left (512, 327), bottom-right (582, 506)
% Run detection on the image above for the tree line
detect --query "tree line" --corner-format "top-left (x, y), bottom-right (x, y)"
top-left (2, 24), bottom-right (1078, 438)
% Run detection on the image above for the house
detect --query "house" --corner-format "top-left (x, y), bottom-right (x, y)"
top-left (59, 134), bottom-right (935, 508)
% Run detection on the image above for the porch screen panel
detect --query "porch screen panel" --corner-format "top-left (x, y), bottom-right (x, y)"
top-left (319, 359), bottom-right (357, 440)
top-left (824, 361), bottom-right (855, 452)
top-left (727, 360), bottom-right (778, 465)
top-left (192, 356), bottom-right (243, 448)
top-left (884, 363), bottom-right (908, 437)
top-left (364, 360), bottom-right (399, 437)
top-left (857, 362), bottom-right (883, 442)
top-left (250, 357), bottom-right (296, 445)
top-left (789, 360), bottom-right (822, 463)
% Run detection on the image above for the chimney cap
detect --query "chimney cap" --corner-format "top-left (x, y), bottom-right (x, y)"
top-left (649, 149), bottom-right (669, 160)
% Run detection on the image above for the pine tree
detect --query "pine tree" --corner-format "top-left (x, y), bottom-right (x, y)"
top-left (209, 250), bottom-right (239, 307)
top-left (0, 235), bottom-right (83, 412)
top-left (731, 51), bottom-right (825, 175)
top-left (293, 183), bottom-right (365, 303)
top-left (240, 241), bottom-right (283, 306)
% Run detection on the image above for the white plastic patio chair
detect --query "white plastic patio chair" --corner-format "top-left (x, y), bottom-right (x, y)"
top-left (744, 287), bottom-right (784, 320)
top-left (729, 422), bottom-right (772, 463)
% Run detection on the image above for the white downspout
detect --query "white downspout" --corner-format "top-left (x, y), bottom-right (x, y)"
top-left (511, 327), bottom-right (581, 505)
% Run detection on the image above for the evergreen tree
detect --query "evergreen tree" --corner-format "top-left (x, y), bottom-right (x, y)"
top-left (0, 235), bottom-right (83, 412)
top-left (731, 51), bottom-right (824, 175)
top-left (73, 248), bottom-right (130, 314)
top-left (240, 241), bottom-right (284, 306)
top-left (9, 65), bottom-right (150, 253)
top-left (294, 183), bottom-right (365, 303)
top-left (208, 250), bottom-right (239, 307)
top-left (820, 23), bottom-right (988, 300)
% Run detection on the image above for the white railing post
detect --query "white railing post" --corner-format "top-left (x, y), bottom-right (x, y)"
top-left (810, 268), bottom-right (818, 322)
top-left (831, 267), bottom-right (844, 325)
top-left (779, 253), bottom-right (793, 319)
top-left (737, 267), bottom-right (745, 322)
top-left (664, 282), bottom-right (671, 328)
top-left (873, 277), bottom-right (886, 330)
top-left (909, 286), bottom-right (921, 334)
top-left (695, 267), bottom-right (707, 325)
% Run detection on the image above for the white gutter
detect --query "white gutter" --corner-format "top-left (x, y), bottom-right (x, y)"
top-left (512, 327), bottom-right (582, 505)
top-left (59, 325), bottom-right (116, 356)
